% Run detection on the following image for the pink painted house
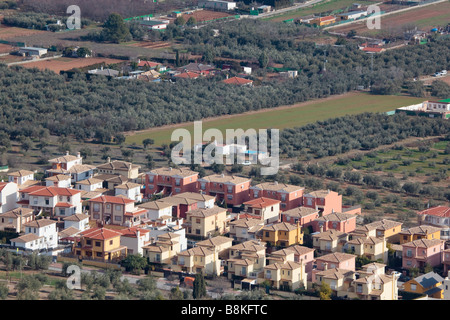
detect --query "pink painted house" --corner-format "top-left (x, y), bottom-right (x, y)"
top-left (249, 182), bottom-right (304, 211)
top-left (402, 239), bottom-right (445, 270)
top-left (312, 212), bottom-right (357, 233)
top-left (303, 190), bottom-right (342, 216)
top-left (198, 174), bottom-right (251, 208)
top-left (145, 167), bottom-right (198, 198)
top-left (280, 207), bottom-right (319, 228)
top-left (287, 245), bottom-right (315, 281)
top-left (313, 252), bottom-right (356, 282)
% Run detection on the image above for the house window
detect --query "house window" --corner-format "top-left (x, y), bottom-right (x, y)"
top-left (86, 240), bottom-right (92, 245)
top-left (115, 205), bottom-right (121, 211)
top-left (411, 284), bottom-right (417, 291)
top-left (96, 252), bottom-right (102, 257)
top-left (60, 209), bottom-right (65, 215)
top-left (45, 198), bottom-right (50, 205)
top-left (149, 176), bottom-right (154, 183)
top-left (227, 195), bottom-right (233, 200)
top-left (281, 194), bottom-right (286, 201)
top-left (93, 214), bottom-right (100, 219)
top-left (175, 179), bottom-right (180, 186)
top-left (201, 183), bottom-right (206, 190)
top-left (95, 241), bottom-right (101, 247)
top-left (227, 186), bottom-right (232, 193)
top-left (93, 204), bottom-right (100, 212)
top-left (106, 204), bottom-right (111, 209)
top-left (254, 191), bottom-right (259, 198)
top-left (115, 216), bottom-right (122, 222)
top-left (265, 232), bottom-right (270, 237)
top-left (109, 240), bottom-right (113, 245)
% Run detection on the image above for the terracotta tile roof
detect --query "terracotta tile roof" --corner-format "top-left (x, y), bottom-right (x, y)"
top-left (0, 182), bottom-right (7, 193)
top-left (11, 233), bottom-right (41, 243)
top-left (305, 189), bottom-right (336, 198)
top-left (21, 186), bottom-right (81, 197)
top-left (222, 76), bottom-right (253, 85)
top-left (59, 226), bottom-right (82, 238)
top-left (174, 71), bottom-right (200, 79)
top-left (365, 219), bottom-right (402, 231)
top-left (199, 174), bottom-right (250, 185)
top-left (149, 167), bottom-right (198, 177)
top-left (315, 268), bottom-right (354, 280)
top-left (138, 60), bottom-right (161, 68)
top-left (402, 238), bottom-right (444, 248)
top-left (55, 202), bottom-right (74, 208)
top-left (262, 222), bottom-right (299, 232)
top-left (178, 246), bottom-right (214, 257)
top-left (88, 195), bottom-right (134, 205)
top-left (315, 212), bottom-right (357, 222)
top-left (197, 236), bottom-right (233, 248)
top-left (158, 197), bottom-right (197, 206)
top-left (282, 207), bottom-right (319, 218)
top-left (24, 219), bottom-right (56, 228)
top-left (63, 213), bottom-right (89, 222)
top-left (8, 170), bottom-right (34, 177)
top-left (115, 227), bottom-right (149, 238)
top-left (95, 174), bottom-right (129, 184)
top-left (244, 197), bottom-right (281, 208)
top-left (114, 182), bottom-right (143, 190)
top-left (67, 164), bottom-right (96, 174)
top-left (138, 200), bottom-right (174, 210)
top-left (418, 206), bottom-right (450, 218)
top-left (48, 154), bottom-right (79, 163)
top-left (80, 227), bottom-right (122, 240)
top-left (0, 207), bottom-right (34, 218)
top-left (76, 177), bottom-right (103, 185)
top-left (252, 182), bottom-right (303, 193)
top-left (186, 206), bottom-right (227, 218)
top-left (265, 261), bottom-right (301, 270)
top-left (399, 225), bottom-right (442, 235)
top-left (172, 192), bottom-right (215, 202)
top-left (45, 174), bottom-right (71, 182)
top-left (123, 208), bottom-right (147, 217)
top-left (285, 245), bottom-right (315, 256)
top-left (230, 240), bottom-right (266, 252)
top-left (362, 47), bottom-right (384, 53)
top-left (312, 229), bottom-right (347, 241)
top-left (316, 252), bottom-right (356, 263)
top-left (97, 160), bottom-right (140, 171)
top-left (230, 218), bottom-right (263, 228)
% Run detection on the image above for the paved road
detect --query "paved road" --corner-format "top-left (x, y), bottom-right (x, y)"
top-left (248, 0), bottom-right (325, 20)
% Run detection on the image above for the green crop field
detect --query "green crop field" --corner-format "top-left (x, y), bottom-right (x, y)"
top-left (125, 92), bottom-right (424, 146)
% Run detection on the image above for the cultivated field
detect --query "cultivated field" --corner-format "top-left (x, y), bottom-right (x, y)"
top-left (20, 57), bottom-right (125, 73)
top-left (0, 25), bottom-right (45, 39)
top-left (332, 1), bottom-right (450, 36)
top-left (124, 92), bottom-right (425, 146)
top-left (181, 9), bottom-right (232, 23)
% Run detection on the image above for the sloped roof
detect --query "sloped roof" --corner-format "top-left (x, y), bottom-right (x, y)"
top-left (252, 181), bottom-right (303, 193)
top-left (244, 197), bottom-right (281, 208)
top-left (80, 227), bottom-right (122, 240)
top-left (222, 76), bottom-right (253, 85)
top-left (418, 206), bottom-right (450, 218)
top-left (414, 272), bottom-right (444, 288)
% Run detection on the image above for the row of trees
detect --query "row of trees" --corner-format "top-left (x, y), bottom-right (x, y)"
top-left (2, 11), bottom-right (93, 30)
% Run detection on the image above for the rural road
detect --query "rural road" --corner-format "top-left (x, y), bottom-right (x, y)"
top-left (249, 0), bottom-right (325, 20)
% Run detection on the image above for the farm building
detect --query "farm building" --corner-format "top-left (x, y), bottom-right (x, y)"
top-left (198, 0), bottom-right (237, 11)
top-left (139, 19), bottom-right (169, 30)
top-left (88, 68), bottom-right (120, 77)
top-left (338, 10), bottom-right (368, 20)
top-left (310, 15), bottom-right (336, 26)
top-left (222, 76), bottom-right (253, 86)
top-left (18, 47), bottom-right (47, 57)
top-left (396, 99), bottom-right (450, 119)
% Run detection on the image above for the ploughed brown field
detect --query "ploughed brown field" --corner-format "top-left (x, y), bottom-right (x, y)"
top-left (20, 57), bottom-right (125, 73)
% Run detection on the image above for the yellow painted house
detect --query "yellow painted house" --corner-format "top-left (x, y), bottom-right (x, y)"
top-left (260, 222), bottom-right (303, 248)
top-left (143, 232), bottom-right (181, 265)
top-left (173, 246), bottom-right (220, 276)
top-left (403, 271), bottom-right (444, 299)
top-left (74, 227), bottom-right (127, 261)
top-left (352, 219), bottom-right (402, 243)
top-left (184, 206), bottom-right (229, 239)
top-left (399, 225), bottom-right (442, 245)
top-left (345, 236), bottom-right (388, 263)
top-left (260, 260), bottom-right (307, 291)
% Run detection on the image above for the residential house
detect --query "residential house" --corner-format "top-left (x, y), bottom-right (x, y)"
top-left (350, 265), bottom-right (399, 300)
top-left (281, 207), bottom-right (319, 228)
top-left (417, 206), bottom-right (450, 240)
top-left (73, 227), bottom-right (127, 261)
top-left (114, 182), bottom-right (143, 202)
top-left (145, 167), bottom-right (199, 198)
top-left (17, 186), bottom-right (82, 218)
top-left (260, 222), bottom-right (303, 248)
top-left (197, 235), bottom-right (234, 260)
top-left (8, 170), bottom-right (34, 186)
top-left (184, 206), bottom-right (228, 239)
top-left (171, 192), bottom-right (216, 209)
top-left (0, 207), bottom-right (34, 233)
top-left (177, 63), bottom-right (216, 76)
top-left (313, 252), bottom-right (356, 281)
top-left (261, 260), bottom-right (307, 291)
top-left (10, 218), bottom-right (58, 251)
top-left (155, 196), bottom-right (198, 220)
top-left (402, 239), bottom-right (444, 269)
top-left (94, 174), bottom-right (130, 191)
top-left (399, 225), bottom-right (442, 244)
top-left (302, 190), bottom-right (342, 216)
top-left (137, 60), bottom-right (163, 70)
top-left (63, 213), bottom-right (90, 232)
top-left (198, 174), bottom-right (251, 208)
top-left (268, 245), bottom-right (315, 281)
top-left (138, 200), bottom-right (174, 221)
top-left (146, 220), bottom-right (187, 252)
top-left (45, 174), bottom-right (71, 188)
top-left (46, 152), bottom-right (95, 182)
top-left (249, 181), bottom-right (304, 211)
top-left (315, 268), bottom-right (356, 293)
top-left (229, 218), bottom-right (264, 242)
top-left (75, 178), bottom-right (104, 192)
top-left (173, 71), bottom-right (201, 80)
top-left (222, 76), bottom-right (253, 86)
top-left (143, 232), bottom-right (181, 265)
top-left (344, 236), bottom-right (388, 263)
top-left (403, 271), bottom-right (444, 299)
top-left (312, 212), bottom-right (357, 233)
top-left (312, 229), bottom-right (348, 254)
top-left (116, 227), bottom-right (151, 255)
top-left (351, 219), bottom-right (402, 243)
top-left (0, 181), bottom-right (18, 214)
top-left (243, 197), bottom-right (281, 224)
top-left (227, 240), bottom-right (266, 282)
top-left (173, 246), bottom-right (220, 276)
top-left (88, 195), bottom-right (147, 227)
top-left (96, 158), bottom-right (141, 179)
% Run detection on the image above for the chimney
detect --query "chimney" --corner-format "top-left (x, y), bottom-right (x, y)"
top-left (107, 157), bottom-right (111, 163)
top-left (274, 181), bottom-right (278, 185)
top-left (136, 229), bottom-right (140, 239)
top-left (320, 224), bottom-right (323, 233)
top-left (77, 152), bottom-right (81, 158)
top-left (324, 262), bottom-right (328, 271)
top-left (66, 151), bottom-right (70, 156)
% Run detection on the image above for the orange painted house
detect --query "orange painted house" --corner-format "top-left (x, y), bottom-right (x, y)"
top-left (145, 167), bottom-right (199, 198)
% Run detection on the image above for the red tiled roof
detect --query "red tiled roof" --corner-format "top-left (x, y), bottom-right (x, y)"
top-left (80, 227), bottom-right (122, 240)
top-left (55, 202), bottom-right (73, 208)
top-left (418, 206), bottom-right (450, 218)
top-left (123, 208), bottom-right (147, 217)
top-left (88, 195), bottom-right (134, 205)
top-left (244, 197), bottom-right (281, 208)
top-left (222, 76), bottom-right (253, 85)
top-left (116, 227), bottom-right (149, 238)
top-left (21, 186), bottom-right (81, 197)
top-left (138, 60), bottom-right (161, 68)
top-left (362, 47), bottom-right (384, 53)
top-left (174, 72), bottom-right (200, 79)
top-left (0, 182), bottom-right (7, 192)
